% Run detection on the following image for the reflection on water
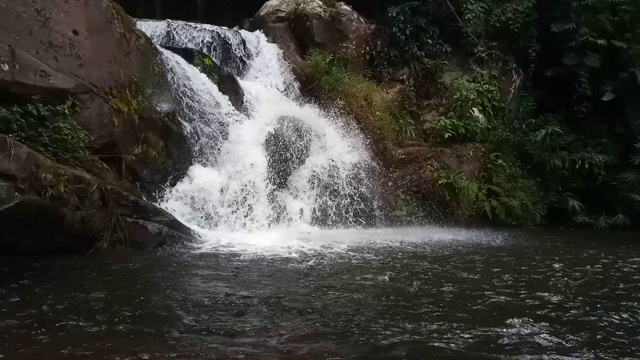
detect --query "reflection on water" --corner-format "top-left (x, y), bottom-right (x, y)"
top-left (1, 227), bottom-right (639, 359)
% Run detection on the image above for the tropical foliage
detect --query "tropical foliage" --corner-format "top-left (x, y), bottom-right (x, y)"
top-left (307, 51), bottom-right (416, 161)
top-left (368, 0), bottom-right (640, 227)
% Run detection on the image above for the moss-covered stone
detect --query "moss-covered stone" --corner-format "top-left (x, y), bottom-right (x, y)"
top-left (163, 46), bottom-right (245, 112)
top-left (194, 54), bottom-right (220, 85)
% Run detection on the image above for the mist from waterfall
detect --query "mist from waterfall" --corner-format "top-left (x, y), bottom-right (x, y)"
top-left (138, 20), bottom-right (380, 252)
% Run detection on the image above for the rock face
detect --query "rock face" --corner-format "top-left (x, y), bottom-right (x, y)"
top-left (0, 135), bottom-right (193, 255)
top-left (390, 144), bottom-right (485, 219)
top-left (0, 0), bottom-right (152, 96)
top-left (251, 0), bottom-right (375, 82)
top-left (264, 116), bottom-right (314, 190)
top-left (396, 145), bottom-right (484, 181)
top-left (164, 46), bottom-right (245, 112)
top-left (0, 0), bottom-right (195, 254)
top-left (0, 0), bottom-right (190, 196)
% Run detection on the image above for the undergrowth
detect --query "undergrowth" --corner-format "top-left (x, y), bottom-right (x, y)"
top-left (307, 51), bottom-right (416, 159)
top-left (0, 98), bottom-right (95, 164)
top-left (431, 70), bottom-right (544, 225)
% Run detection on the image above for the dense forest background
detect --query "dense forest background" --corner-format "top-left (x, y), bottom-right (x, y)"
top-left (384, 0), bottom-right (640, 228)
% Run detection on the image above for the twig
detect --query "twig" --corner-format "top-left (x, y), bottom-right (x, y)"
top-left (443, 0), bottom-right (482, 46)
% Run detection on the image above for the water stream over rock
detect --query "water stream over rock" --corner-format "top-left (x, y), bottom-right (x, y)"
top-left (137, 20), bottom-right (380, 252)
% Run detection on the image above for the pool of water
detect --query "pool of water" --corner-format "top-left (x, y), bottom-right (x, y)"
top-left (1, 227), bottom-right (639, 359)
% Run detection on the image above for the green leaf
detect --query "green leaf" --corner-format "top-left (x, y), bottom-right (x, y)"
top-left (584, 53), bottom-right (601, 68)
top-left (562, 53), bottom-right (581, 66)
top-left (601, 91), bottom-right (616, 101)
top-left (551, 21), bottom-right (571, 32)
top-left (611, 40), bottom-right (628, 48)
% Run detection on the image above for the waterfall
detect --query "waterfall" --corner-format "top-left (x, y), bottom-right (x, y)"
top-left (137, 20), bottom-right (379, 249)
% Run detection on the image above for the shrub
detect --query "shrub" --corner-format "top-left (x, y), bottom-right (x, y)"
top-left (307, 51), bottom-right (416, 158)
top-left (428, 69), bottom-right (544, 225)
top-left (460, 0), bottom-right (536, 43)
top-left (437, 169), bottom-right (483, 219)
top-left (437, 154), bottom-right (544, 225)
top-left (376, 1), bottom-right (451, 74)
top-left (433, 71), bottom-right (502, 142)
top-left (480, 153), bottom-right (544, 225)
top-left (0, 99), bottom-right (94, 164)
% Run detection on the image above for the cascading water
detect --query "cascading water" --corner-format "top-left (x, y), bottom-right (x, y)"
top-left (138, 20), bottom-right (380, 252)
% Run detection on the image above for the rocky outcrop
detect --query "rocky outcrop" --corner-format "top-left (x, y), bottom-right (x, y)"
top-left (137, 19), bottom-right (252, 77)
top-left (389, 143), bottom-right (485, 219)
top-left (251, 0), bottom-right (375, 82)
top-left (264, 116), bottom-right (314, 190)
top-left (395, 145), bottom-right (484, 181)
top-left (0, 0), bottom-right (190, 196)
top-left (0, 0), bottom-right (196, 254)
top-left (0, 135), bottom-right (194, 255)
top-left (164, 46), bottom-right (245, 112)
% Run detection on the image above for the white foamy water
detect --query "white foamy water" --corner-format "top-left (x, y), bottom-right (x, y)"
top-left (138, 20), bottom-right (380, 253)
top-left (194, 226), bottom-right (507, 258)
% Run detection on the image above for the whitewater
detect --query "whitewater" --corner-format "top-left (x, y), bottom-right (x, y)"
top-left (137, 20), bottom-right (380, 254)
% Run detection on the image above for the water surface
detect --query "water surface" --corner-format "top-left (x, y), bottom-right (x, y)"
top-left (1, 227), bottom-right (639, 359)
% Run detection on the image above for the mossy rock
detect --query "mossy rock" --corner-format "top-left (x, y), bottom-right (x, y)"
top-left (0, 134), bottom-right (194, 255)
top-left (163, 46), bottom-right (245, 112)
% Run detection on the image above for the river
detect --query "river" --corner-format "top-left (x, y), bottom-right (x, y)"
top-left (1, 227), bottom-right (639, 359)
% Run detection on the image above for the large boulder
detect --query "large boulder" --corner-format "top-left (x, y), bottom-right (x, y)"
top-left (164, 46), bottom-right (245, 112)
top-left (0, 0), bottom-right (190, 196)
top-left (251, 0), bottom-right (375, 81)
top-left (264, 116), bottom-right (314, 190)
top-left (0, 135), bottom-right (194, 255)
top-left (136, 19), bottom-right (252, 77)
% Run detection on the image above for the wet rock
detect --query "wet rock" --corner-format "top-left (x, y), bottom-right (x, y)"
top-left (396, 145), bottom-right (484, 181)
top-left (0, 0), bottom-right (191, 197)
top-left (264, 116), bottom-right (314, 190)
top-left (137, 19), bottom-right (252, 77)
top-left (389, 144), bottom-right (485, 221)
top-left (164, 46), bottom-right (245, 112)
top-left (0, 134), bottom-right (194, 255)
top-left (251, 0), bottom-right (375, 80)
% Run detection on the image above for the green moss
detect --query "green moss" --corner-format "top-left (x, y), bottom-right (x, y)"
top-left (125, 141), bottom-right (168, 166)
top-left (108, 79), bottom-right (154, 118)
top-left (193, 54), bottom-right (220, 85)
top-left (151, 59), bottom-right (164, 79)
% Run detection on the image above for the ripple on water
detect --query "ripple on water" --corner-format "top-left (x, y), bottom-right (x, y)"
top-left (1, 228), bottom-right (640, 359)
